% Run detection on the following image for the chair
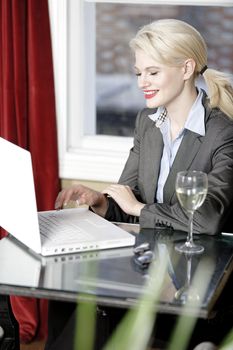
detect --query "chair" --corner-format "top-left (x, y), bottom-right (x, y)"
top-left (0, 295), bottom-right (20, 349)
top-left (0, 326), bottom-right (4, 346)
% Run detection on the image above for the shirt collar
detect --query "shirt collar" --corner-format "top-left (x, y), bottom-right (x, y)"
top-left (148, 88), bottom-right (205, 136)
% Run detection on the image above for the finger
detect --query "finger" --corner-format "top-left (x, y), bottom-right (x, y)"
top-left (102, 188), bottom-right (115, 197)
top-left (62, 188), bottom-right (79, 206)
top-left (55, 188), bottom-right (77, 209)
top-left (55, 191), bottom-right (65, 209)
top-left (101, 192), bottom-right (112, 199)
top-left (75, 191), bottom-right (94, 207)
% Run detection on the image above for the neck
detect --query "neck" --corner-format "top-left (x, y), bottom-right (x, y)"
top-left (167, 84), bottom-right (198, 140)
top-left (167, 85), bottom-right (197, 122)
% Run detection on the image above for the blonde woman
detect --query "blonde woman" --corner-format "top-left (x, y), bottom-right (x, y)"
top-left (56, 19), bottom-right (233, 236)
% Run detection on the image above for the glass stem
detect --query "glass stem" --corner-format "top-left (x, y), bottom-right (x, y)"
top-left (186, 256), bottom-right (192, 285)
top-left (187, 211), bottom-right (194, 247)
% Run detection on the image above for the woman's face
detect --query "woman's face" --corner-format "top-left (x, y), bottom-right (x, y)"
top-left (134, 49), bottom-right (186, 109)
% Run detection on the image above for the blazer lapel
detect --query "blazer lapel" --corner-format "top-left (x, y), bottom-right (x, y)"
top-left (144, 126), bottom-right (163, 203)
top-left (163, 130), bottom-right (203, 203)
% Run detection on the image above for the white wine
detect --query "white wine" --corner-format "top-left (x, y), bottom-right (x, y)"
top-left (176, 187), bottom-right (207, 212)
top-left (175, 171), bottom-right (208, 254)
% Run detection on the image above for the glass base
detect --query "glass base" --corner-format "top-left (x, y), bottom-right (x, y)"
top-left (175, 242), bottom-right (204, 255)
top-left (175, 285), bottom-right (200, 303)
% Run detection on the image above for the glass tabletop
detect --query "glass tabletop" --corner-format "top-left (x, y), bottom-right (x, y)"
top-left (0, 224), bottom-right (233, 319)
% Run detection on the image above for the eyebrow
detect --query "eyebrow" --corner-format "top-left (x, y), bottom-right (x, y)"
top-left (134, 65), bottom-right (161, 71)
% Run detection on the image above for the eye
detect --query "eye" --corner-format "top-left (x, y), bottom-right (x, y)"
top-left (150, 72), bottom-right (158, 76)
top-left (135, 73), bottom-right (141, 77)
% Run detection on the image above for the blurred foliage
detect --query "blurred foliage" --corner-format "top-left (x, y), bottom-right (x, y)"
top-left (73, 252), bottom-right (233, 350)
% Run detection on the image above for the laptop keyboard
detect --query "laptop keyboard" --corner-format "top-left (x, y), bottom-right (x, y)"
top-left (39, 213), bottom-right (90, 244)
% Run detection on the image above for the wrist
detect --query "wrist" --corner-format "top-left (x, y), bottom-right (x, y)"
top-left (134, 202), bottom-right (145, 216)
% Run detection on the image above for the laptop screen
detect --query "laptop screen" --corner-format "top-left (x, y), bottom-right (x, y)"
top-left (0, 137), bottom-right (42, 253)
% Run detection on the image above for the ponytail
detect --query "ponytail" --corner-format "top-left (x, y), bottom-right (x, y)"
top-left (200, 69), bottom-right (233, 119)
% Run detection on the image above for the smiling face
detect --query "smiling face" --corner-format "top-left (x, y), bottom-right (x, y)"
top-left (134, 49), bottom-right (187, 110)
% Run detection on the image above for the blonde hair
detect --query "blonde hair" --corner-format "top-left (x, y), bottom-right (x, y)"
top-left (130, 19), bottom-right (233, 119)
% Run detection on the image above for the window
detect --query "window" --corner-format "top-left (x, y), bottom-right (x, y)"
top-left (48, 0), bottom-right (233, 182)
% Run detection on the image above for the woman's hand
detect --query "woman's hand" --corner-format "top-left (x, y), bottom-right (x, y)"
top-left (103, 184), bottom-right (145, 216)
top-left (55, 184), bottom-right (108, 217)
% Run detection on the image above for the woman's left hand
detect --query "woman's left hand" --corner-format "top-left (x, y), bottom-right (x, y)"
top-left (103, 184), bottom-right (145, 216)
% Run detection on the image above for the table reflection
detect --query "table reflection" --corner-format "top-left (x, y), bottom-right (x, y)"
top-left (0, 226), bottom-right (232, 318)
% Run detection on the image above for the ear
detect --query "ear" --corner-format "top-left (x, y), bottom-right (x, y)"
top-left (183, 59), bottom-right (196, 80)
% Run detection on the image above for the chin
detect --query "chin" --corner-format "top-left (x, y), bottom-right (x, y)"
top-left (146, 100), bottom-right (159, 109)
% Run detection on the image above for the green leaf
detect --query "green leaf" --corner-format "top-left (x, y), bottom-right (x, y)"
top-left (74, 297), bottom-right (97, 350)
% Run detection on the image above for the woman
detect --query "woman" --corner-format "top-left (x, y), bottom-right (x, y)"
top-left (46, 19), bottom-right (233, 349)
top-left (55, 19), bottom-right (233, 236)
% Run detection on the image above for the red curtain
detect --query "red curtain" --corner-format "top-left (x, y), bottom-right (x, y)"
top-left (0, 0), bottom-right (60, 344)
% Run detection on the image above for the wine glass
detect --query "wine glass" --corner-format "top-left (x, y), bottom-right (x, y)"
top-left (175, 170), bottom-right (208, 254)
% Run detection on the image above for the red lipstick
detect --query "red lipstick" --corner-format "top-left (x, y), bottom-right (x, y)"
top-left (143, 90), bottom-right (158, 99)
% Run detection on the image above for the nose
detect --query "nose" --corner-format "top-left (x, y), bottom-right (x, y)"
top-left (138, 73), bottom-right (150, 89)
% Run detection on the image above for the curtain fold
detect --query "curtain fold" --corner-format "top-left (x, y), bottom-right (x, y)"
top-left (0, 0), bottom-right (60, 343)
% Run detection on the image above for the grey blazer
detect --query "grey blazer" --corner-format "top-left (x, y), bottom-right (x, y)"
top-left (105, 93), bottom-right (233, 235)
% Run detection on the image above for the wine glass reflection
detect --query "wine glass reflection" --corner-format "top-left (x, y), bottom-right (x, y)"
top-left (174, 253), bottom-right (200, 304)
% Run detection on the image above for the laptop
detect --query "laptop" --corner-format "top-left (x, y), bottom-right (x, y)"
top-left (0, 137), bottom-right (135, 256)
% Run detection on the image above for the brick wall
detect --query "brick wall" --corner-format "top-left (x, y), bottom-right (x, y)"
top-left (96, 4), bottom-right (233, 75)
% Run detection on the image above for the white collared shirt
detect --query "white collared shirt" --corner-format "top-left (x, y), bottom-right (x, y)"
top-left (148, 89), bottom-right (206, 203)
